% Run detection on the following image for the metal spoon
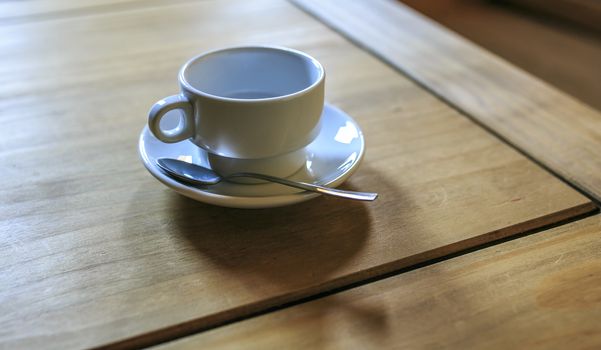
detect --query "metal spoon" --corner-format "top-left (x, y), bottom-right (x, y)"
top-left (156, 158), bottom-right (378, 201)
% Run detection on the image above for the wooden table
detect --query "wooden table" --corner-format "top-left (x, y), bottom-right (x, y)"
top-left (1, 0), bottom-right (599, 349)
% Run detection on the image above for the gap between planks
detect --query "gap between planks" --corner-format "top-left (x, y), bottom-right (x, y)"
top-left (95, 207), bottom-right (598, 350)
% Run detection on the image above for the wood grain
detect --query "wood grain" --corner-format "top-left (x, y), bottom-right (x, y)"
top-left (293, 0), bottom-right (601, 203)
top-left (0, 0), bottom-right (594, 348)
top-left (155, 214), bottom-right (601, 350)
top-left (0, 0), bottom-right (192, 24)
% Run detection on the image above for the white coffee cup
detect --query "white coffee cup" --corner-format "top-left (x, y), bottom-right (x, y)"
top-left (148, 46), bottom-right (325, 178)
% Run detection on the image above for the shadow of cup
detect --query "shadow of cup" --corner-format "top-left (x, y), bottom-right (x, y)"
top-left (122, 163), bottom-right (412, 344)
top-left (169, 185), bottom-right (372, 290)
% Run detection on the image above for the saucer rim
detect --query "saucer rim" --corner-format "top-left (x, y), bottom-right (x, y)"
top-left (138, 104), bottom-right (365, 208)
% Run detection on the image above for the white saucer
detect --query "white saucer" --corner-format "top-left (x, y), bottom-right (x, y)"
top-left (138, 104), bottom-right (365, 208)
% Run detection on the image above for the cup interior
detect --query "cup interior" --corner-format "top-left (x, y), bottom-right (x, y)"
top-left (181, 47), bottom-right (323, 100)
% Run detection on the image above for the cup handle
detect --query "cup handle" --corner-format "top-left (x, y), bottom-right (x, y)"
top-left (148, 94), bottom-right (195, 143)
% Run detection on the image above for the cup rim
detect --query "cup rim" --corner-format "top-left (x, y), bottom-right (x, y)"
top-left (178, 45), bottom-right (325, 103)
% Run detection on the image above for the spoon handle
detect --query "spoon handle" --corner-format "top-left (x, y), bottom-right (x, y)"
top-left (227, 173), bottom-right (378, 201)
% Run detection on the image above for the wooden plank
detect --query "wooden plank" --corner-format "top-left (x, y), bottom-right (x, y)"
top-left (155, 215), bottom-right (601, 350)
top-left (0, 0), bottom-right (199, 24)
top-left (0, 0), bottom-right (594, 348)
top-left (292, 0), bottom-right (601, 203)
top-left (0, 0), bottom-right (149, 22)
top-left (402, 0), bottom-right (601, 111)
